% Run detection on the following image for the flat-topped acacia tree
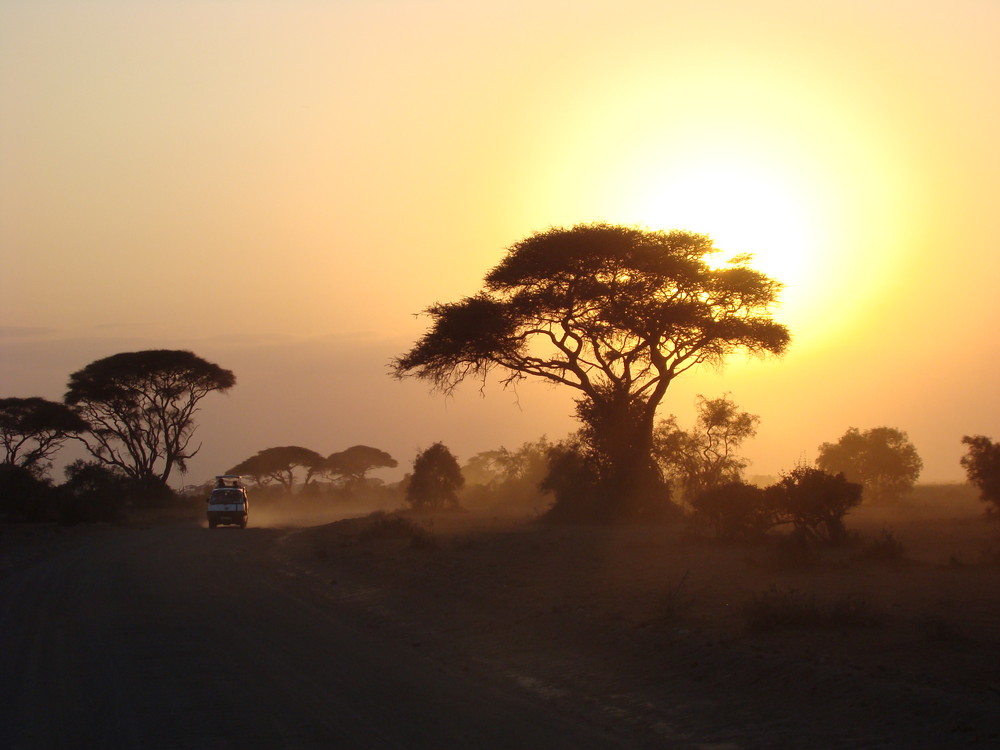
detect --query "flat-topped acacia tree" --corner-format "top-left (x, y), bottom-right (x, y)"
top-left (65, 349), bottom-right (235, 484)
top-left (392, 223), bottom-right (790, 519)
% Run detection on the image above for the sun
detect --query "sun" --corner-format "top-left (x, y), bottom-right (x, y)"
top-left (631, 160), bottom-right (819, 314)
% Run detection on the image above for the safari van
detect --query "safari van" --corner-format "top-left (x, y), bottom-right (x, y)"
top-left (207, 475), bottom-right (249, 529)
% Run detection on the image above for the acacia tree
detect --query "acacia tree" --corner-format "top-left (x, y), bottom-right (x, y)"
top-left (326, 445), bottom-right (398, 485)
top-left (0, 397), bottom-right (89, 477)
top-left (227, 446), bottom-right (326, 494)
top-left (816, 426), bottom-right (922, 503)
top-left (406, 442), bottom-right (464, 511)
top-left (65, 350), bottom-right (235, 484)
top-left (393, 224), bottom-right (788, 517)
top-left (960, 435), bottom-right (1000, 517)
top-left (654, 394), bottom-right (760, 504)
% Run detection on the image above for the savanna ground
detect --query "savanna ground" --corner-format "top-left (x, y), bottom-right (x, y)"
top-left (3, 484), bottom-right (999, 748)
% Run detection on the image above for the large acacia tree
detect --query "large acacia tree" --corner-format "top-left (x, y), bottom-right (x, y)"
top-left (65, 350), bottom-right (235, 484)
top-left (393, 224), bottom-right (789, 513)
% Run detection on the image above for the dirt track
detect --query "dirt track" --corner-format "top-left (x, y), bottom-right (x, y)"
top-left (0, 522), bottom-right (627, 750)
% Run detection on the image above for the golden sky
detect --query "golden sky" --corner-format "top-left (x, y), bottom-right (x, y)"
top-left (2, 0), bottom-right (998, 484)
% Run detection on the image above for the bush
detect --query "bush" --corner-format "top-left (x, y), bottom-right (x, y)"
top-left (690, 481), bottom-right (775, 540)
top-left (0, 463), bottom-right (56, 521)
top-left (58, 461), bottom-right (129, 524)
top-left (541, 440), bottom-right (676, 524)
top-left (769, 467), bottom-right (862, 545)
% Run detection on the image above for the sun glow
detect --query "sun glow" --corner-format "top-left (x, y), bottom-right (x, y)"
top-left (631, 160), bottom-right (822, 327)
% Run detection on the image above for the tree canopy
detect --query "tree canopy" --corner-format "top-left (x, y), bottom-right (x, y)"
top-left (816, 426), bottom-right (922, 503)
top-left (227, 446), bottom-right (326, 494)
top-left (326, 445), bottom-right (398, 484)
top-left (0, 396), bottom-right (89, 476)
top-left (393, 224), bottom-right (788, 517)
top-left (64, 350), bottom-right (235, 483)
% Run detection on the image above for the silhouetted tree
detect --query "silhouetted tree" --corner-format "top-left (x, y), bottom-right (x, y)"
top-left (769, 467), bottom-right (862, 545)
top-left (64, 350), bottom-right (235, 484)
top-left (960, 435), bottom-right (1000, 517)
top-left (58, 460), bottom-right (129, 524)
top-left (690, 481), bottom-right (775, 541)
top-left (406, 442), bottom-right (464, 511)
top-left (326, 445), bottom-right (398, 485)
top-left (393, 224), bottom-right (788, 520)
top-left (227, 446), bottom-right (325, 494)
top-left (654, 394), bottom-right (760, 504)
top-left (0, 397), bottom-right (89, 477)
top-left (816, 426), bottom-right (922, 503)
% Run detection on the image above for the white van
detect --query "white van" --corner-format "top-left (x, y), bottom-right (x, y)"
top-left (207, 475), bottom-right (249, 529)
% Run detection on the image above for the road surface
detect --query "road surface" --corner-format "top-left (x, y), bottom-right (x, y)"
top-left (0, 523), bottom-right (625, 750)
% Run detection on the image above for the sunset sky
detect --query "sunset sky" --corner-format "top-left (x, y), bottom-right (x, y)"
top-left (2, 0), bottom-right (998, 486)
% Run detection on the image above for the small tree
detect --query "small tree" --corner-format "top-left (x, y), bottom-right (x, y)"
top-left (960, 435), bottom-right (1000, 517)
top-left (65, 350), bottom-right (235, 484)
top-left (816, 426), bottom-right (922, 503)
top-left (227, 446), bottom-right (326, 494)
top-left (326, 445), bottom-right (398, 485)
top-left (0, 397), bottom-right (89, 477)
top-left (654, 394), bottom-right (760, 504)
top-left (770, 467), bottom-right (862, 545)
top-left (406, 442), bottom-right (464, 511)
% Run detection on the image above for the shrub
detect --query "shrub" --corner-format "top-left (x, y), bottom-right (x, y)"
top-left (769, 467), bottom-right (862, 545)
top-left (58, 461), bottom-right (129, 524)
top-left (0, 463), bottom-right (56, 521)
top-left (690, 481), bottom-right (775, 540)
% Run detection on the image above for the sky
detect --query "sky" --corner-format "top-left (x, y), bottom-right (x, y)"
top-left (2, 0), bottom-right (998, 487)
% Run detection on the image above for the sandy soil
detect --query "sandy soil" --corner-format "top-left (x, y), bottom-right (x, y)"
top-left (274, 490), bottom-right (1000, 749)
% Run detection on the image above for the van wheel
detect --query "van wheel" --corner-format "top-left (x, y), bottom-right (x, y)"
top-left (240, 518), bottom-right (248, 529)
top-left (209, 520), bottom-right (217, 529)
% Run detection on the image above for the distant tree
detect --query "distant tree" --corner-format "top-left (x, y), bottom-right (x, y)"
top-left (326, 445), bottom-right (398, 485)
top-left (0, 397), bottom-right (89, 477)
top-left (392, 223), bottom-right (789, 520)
top-left (960, 435), bottom-right (1000, 517)
top-left (64, 350), bottom-right (235, 484)
top-left (406, 442), bottom-right (464, 511)
top-left (462, 437), bottom-right (554, 511)
top-left (769, 467), bottom-right (862, 545)
top-left (690, 481), bottom-right (775, 541)
top-left (654, 394), bottom-right (760, 504)
top-left (227, 446), bottom-right (326, 494)
top-left (816, 426), bottom-right (922, 503)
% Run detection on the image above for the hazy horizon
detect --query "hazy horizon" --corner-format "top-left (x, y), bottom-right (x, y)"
top-left (3, 0), bottom-right (998, 487)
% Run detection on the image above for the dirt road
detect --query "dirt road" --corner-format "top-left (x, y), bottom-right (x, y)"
top-left (0, 523), bottom-right (625, 750)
